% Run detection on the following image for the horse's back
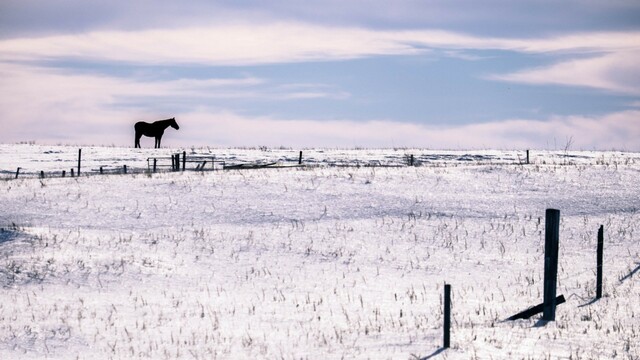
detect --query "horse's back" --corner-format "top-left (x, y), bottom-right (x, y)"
top-left (134, 121), bottom-right (148, 131)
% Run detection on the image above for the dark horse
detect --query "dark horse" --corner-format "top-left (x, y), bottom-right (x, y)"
top-left (134, 118), bottom-right (179, 148)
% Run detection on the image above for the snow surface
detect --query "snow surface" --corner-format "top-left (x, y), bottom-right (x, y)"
top-left (1, 145), bottom-right (639, 359)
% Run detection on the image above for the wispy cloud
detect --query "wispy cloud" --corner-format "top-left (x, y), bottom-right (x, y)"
top-left (2, 61), bottom-right (637, 150)
top-left (2, 23), bottom-right (638, 95)
top-left (177, 110), bottom-right (640, 150)
top-left (2, 24), bottom-right (638, 64)
top-left (490, 50), bottom-right (640, 95)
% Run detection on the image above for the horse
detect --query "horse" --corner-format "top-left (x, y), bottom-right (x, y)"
top-left (134, 118), bottom-right (179, 148)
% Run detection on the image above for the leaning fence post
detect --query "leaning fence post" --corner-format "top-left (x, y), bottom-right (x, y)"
top-left (77, 148), bottom-right (82, 177)
top-left (596, 225), bottom-right (604, 299)
top-left (182, 151), bottom-right (186, 171)
top-left (15, 167), bottom-right (20, 179)
top-left (298, 151), bottom-right (303, 165)
top-left (543, 209), bottom-right (560, 321)
top-left (444, 284), bottom-right (451, 348)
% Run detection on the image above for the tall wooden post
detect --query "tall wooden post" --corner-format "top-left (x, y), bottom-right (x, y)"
top-left (182, 151), bottom-right (186, 171)
top-left (526, 150), bottom-right (530, 165)
top-left (77, 148), bottom-right (82, 176)
top-left (543, 209), bottom-right (560, 321)
top-left (444, 284), bottom-right (451, 348)
top-left (175, 153), bottom-right (180, 171)
top-left (15, 167), bottom-right (20, 179)
top-left (596, 225), bottom-right (604, 299)
top-left (298, 151), bottom-right (303, 165)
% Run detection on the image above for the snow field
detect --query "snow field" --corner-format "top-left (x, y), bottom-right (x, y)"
top-left (0, 147), bottom-right (639, 359)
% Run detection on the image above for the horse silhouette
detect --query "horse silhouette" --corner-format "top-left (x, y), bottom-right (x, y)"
top-left (134, 118), bottom-right (179, 148)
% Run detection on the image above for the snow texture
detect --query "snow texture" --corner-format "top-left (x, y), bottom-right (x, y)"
top-left (1, 145), bottom-right (639, 359)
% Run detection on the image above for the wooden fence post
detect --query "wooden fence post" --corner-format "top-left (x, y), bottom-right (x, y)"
top-left (526, 150), bottom-right (530, 165)
top-left (77, 148), bottom-right (82, 176)
top-left (597, 225), bottom-right (604, 299)
top-left (444, 283), bottom-right (451, 348)
top-left (100, 166), bottom-right (103, 174)
top-left (40, 171), bottom-right (45, 179)
top-left (123, 165), bottom-right (127, 174)
top-left (70, 168), bottom-right (74, 177)
top-left (62, 170), bottom-right (66, 177)
top-left (543, 209), bottom-right (560, 321)
top-left (153, 158), bottom-right (157, 173)
top-left (175, 153), bottom-right (180, 171)
top-left (298, 151), bottom-right (303, 165)
top-left (15, 167), bottom-right (20, 179)
top-left (182, 151), bottom-right (186, 171)
top-left (410, 154), bottom-right (414, 166)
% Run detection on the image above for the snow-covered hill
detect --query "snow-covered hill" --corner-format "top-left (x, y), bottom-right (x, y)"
top-left (1, 145), bottom-right (639, 359)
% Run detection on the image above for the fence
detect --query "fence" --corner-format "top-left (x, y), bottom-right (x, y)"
top-left (6, 148), bottom-right (549, 180)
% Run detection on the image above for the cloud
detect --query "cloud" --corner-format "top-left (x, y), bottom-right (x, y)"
top-left (124, 109), bottom-right (639, 150)
top-left (2, 61), bottom-right (637, 149)
top-left (2, 23), bottom-right (639, 65)
top-left (490, 50), bottom-right (640, 95)
top-left (2, 22), bottom-right (638, 95)
top-left (0, 24), bottom-right (421, 65)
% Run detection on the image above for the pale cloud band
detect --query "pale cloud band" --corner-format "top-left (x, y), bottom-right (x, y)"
top-left (1, 22), bottom-right (639, 93)
top-left (1, 60), bottom-right (638, 149)
top-left (177, 110), bottom-right (640, 150)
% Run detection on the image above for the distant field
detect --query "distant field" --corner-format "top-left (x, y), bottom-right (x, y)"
top-left (1, 145), bottom-right (639, 359)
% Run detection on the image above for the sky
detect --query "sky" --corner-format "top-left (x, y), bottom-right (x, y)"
top-left (1, 0), bottom-right (639, 150)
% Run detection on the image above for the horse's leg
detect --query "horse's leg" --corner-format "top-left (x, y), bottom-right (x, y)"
top-left (135, 132), bottom-right (141, 148)
top-left (155, 136), bottom-right (161, 148)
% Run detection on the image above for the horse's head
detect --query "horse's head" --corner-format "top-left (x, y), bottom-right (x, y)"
top-left (170, 117), bottom-right (180, 130)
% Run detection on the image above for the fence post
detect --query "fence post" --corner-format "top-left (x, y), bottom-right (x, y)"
top-left (153, 158), bottom-right (157, 173)
top-left (100, 166), bottom-right (103, 174)
top-left (62, 170), bottom-right (66, 177)
top-left (410, 154), bottom-right (414, 166)
top-left (123, 165), bottom-right (127, 174)
top-left (40, 171), bottom-right (45, 179)
top-left (182, 151), bottom-right (186, 171)
top-left (444, 284), bottom-right (451, 348)
top-left (543, 209), bottom-right (560, 321)
top-left (15, 167), bottom-right (20, 179)
top-left (175, 153), bottom-right (180, 171)
top-left (70, 168), bottom-right (74, 177)
top-left (77, 148), bottom-right (82, 177)
top-left (597, 225), bottom-right (604, 299)
top-left (526, 150), bottom-right (530, 165)
top-left (298, 151), bottom-right (303, 165)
